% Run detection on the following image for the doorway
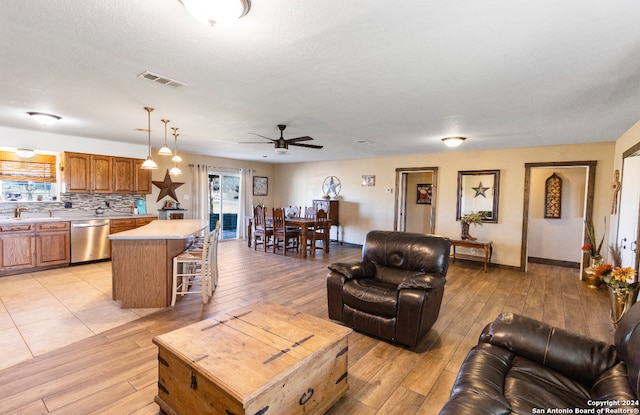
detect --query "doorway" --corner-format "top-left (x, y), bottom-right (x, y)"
top-left (394, 167), bottom-right (438, 234)
top-left (208, 173), bottom-right (240, 239)
top-left (617, 143), bottom-right (640, 269)
top-left (521, 161), bottom-right (596, 272)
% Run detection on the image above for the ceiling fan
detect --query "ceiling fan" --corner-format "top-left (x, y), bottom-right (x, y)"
top-left (243, 124), bottom-right (323, 154)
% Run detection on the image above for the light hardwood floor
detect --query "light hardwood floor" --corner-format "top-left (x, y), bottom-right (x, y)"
top-left (0, 239), bottom-right (614, 414)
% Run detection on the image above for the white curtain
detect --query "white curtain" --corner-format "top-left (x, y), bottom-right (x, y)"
top-left (191, 164), bottom-right (209, 221)
top-left (238, 168), bottom-right (253, 239)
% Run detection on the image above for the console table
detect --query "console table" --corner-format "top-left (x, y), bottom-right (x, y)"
top-left (450, 239), bottom-right (493, 272)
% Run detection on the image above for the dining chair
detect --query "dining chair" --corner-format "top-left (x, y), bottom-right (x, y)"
top-left (285, 206), bottom-right (301, 218)
top-left (304, 206), bottom-right (316, 219)
top-left (171, 230), bottom-right (212, 306)
top-left (272, 207), bottom-right (300, 255)
top-left (306, 208), bottom-right (328, 254)
top-left (253, 205), bottom-right (273, 251)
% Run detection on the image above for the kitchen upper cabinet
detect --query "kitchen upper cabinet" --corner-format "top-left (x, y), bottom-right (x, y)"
top-left (63, 152), bottom-right (149, 194)
top-left (113, 157), bottom-right (134, 194)
top-left (63, 152), bottom-right (112, 193)
top-left (134, 159), bottom-right (152, 194)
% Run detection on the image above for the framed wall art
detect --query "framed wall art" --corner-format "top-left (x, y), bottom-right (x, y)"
top-left (544, 172), bottom-right (562, 219)
top-left (362, 175), bottom-right (376, 186)
top-left (456, 170), bottom-right (500, 223)
top-left (253, 176), bottom-right (268, 196)
top-left (417, 184), bottom-right (432, 204)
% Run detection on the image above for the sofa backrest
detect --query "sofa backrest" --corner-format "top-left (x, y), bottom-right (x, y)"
top-left (362, 231), bottom-right (451, 284)
top-left (614, 300), bottom-right (640, 398)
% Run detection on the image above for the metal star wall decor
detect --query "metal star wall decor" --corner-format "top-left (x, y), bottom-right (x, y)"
top-left (472, 181), bottom-right (490, 198)
top-left (152, 169), bottom-right (184, 202)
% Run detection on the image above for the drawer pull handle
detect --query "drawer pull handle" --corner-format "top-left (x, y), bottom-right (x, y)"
top-left (158, 382), bottom-right (169, 395)
top-left (299, 387), bottom-right (314, 405)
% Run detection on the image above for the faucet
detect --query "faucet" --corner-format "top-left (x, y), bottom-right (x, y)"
top-left (15, 206), bottom-right (28, 218)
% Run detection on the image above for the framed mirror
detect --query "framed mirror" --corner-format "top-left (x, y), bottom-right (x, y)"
top-left (456, 170), bottom-right (500, 223)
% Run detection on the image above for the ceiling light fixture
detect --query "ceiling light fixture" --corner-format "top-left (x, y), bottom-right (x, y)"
top-left (274, 141), bottom-right (288, 154)
top-left (179, 0), bottom-right (251, 26)
top-left (141, 107), bottom-right (159, 170)
top-left (158, 119), bottom-right (173, 156)
top-left (441, 136), bottom-right (467, 147)
top-left (15, 148), bottom-right (36, 158)
top-left (171, 127), bottom-right (183, 163)
top-left (27, 112), bottom-right (61, 126)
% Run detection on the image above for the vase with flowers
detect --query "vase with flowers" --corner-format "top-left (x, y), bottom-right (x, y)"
top-left (582, 218), bottom-right (605, 287)
top-left (595, 244), bottom-right (639, 325)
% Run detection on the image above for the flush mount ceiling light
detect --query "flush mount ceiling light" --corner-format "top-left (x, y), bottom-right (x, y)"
top-left (141, 107), bottom-right (159, 170)
top-left (15, 148), bottom-right (36, 158)
top-left (26, 112), bottom-right (61, 126)
top-left (441, 136), bottom-right (467, 147)
top-left (179, 0), bottom-right (251, 26)
top-left (158, 119), bottom-right (173, 156)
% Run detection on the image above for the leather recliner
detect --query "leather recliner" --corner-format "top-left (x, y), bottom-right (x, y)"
top-left (440, 301), bottom-right (640, 414)
top-left (327, 230), bottom-right (451, 348)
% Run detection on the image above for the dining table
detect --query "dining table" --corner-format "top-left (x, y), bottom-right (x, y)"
top-left (285, 217), bottom-right (332, 258)
top-left (244, 214), bottom-right (332, 257)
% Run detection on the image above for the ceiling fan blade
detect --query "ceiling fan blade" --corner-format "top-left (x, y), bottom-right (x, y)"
top-left (289, 142), bottom-right (324, 149)
top-left (247, 132), bottom-right (276, 142)
top-left (286, 136), bottom-right (314, 143)
top-left (239, 141), bottom-right (274, 144)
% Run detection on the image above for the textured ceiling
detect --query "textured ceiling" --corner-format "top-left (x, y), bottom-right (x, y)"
top-left (1, 0), bottom-right (640, 163)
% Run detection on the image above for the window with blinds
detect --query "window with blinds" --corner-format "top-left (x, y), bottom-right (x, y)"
top-left (0, 151), bottom-right (57, 182)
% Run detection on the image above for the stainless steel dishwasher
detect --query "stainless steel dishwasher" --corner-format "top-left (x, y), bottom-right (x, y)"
top-left (70, 219), bottom-right (111, 263)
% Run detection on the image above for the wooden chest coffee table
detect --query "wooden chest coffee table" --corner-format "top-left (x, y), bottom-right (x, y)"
top-left (153, 303), bottom-right (352, 415)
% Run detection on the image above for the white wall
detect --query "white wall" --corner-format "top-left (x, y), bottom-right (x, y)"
top-left (528, 167), bottom-right (586, 263)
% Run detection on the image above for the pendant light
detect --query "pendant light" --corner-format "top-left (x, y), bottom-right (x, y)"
top-left (169, 127), bottom-right (182, 175)
top-left (158, 119), bottom-right (173, 155)
top-left (141, 107), bottom-right (159, 169)
top-left (171, 127), bottom-right (183, 163)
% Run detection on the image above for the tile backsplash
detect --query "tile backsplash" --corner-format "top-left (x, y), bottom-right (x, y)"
top-left (0, 193), bottom-right (147, 216)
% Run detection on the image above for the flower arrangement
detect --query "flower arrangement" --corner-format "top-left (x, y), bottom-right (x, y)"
top-left (459, 212), bottom-right (484, 225)
top-left (582, 218), bottom-right (605, 257)
top-left (595, 264), bottom-right (638, 294)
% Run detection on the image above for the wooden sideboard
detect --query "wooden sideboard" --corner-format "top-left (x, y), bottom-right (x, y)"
top-left (313, 199), bottom-right (340, 242)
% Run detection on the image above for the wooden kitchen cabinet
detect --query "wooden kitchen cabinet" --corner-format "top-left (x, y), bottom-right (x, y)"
top-left (0, 223), bottom-right (36, 272)
top-left (134, 159), bottom-right (152, 194)
top-left (63, 152), bottom-right (112, 193)
top-left (313, 199), bottom-right (340, 242)
top-left (0, 221), bottom-right (71, 275)
top-left (35, 222), bottom-right (70, 267)
top-left (62, 152), bottom-right (149, 194)
top-left (113, 157), bottom-right (134, 194)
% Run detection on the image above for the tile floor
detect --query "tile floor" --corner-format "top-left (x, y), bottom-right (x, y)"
top-left (0, 261), bottom-right (160, 371)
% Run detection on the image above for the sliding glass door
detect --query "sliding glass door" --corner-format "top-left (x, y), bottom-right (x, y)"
top-left (209, 173), bottom-right (240, 239)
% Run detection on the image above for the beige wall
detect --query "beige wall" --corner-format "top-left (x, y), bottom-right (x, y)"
top-left (405, 172), bottom-right (432, 233)
top-left (274, 142), bottom-right (615, 267)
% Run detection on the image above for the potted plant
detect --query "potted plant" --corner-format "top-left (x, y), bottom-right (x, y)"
top-left (459, 212), bottom-right (483, 240)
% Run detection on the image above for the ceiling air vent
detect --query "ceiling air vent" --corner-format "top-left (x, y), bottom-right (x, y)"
top-left (137, 71), bottom-right (187, 88)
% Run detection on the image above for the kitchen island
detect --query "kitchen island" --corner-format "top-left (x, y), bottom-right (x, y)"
top-left (109, 219), bottom-right (208, 308)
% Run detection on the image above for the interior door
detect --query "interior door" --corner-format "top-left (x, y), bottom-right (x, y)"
top-left (617, 155), bottom-right (640, 268)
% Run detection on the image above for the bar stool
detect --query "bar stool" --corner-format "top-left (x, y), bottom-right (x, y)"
top-left (171, 231), bottom-right (212, 306)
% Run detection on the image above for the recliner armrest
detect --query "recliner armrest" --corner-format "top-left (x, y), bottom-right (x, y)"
top-left (397, 274), bottom-right (446, 291)
top-left (328, 260), bottom-right (376, 279)
top-left (480, 312), bottom-right (619, 385)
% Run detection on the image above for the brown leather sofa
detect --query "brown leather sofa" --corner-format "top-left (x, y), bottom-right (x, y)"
top-left (327, 230), bottom-right (451, 348)
top-left (440, 301), bottom-right (640, 414)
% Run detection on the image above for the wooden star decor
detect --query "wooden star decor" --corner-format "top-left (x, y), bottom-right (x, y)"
top-left (153, 169), bottom-right (184, 202)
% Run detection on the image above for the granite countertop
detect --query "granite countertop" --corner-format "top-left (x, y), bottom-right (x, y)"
top-left (108, 219), bottom-right (208, 240)
top-left (0, 212), bottom-right (157, 224)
